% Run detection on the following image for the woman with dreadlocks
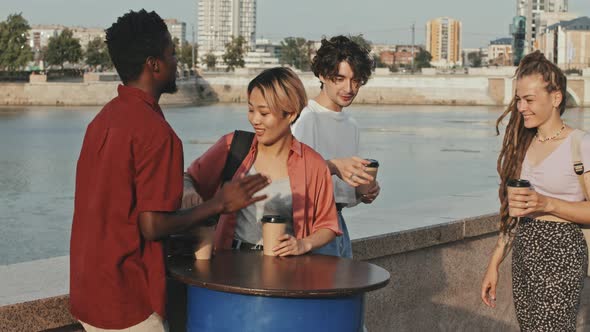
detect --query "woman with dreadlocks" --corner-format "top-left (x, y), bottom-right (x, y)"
top-left (480, 51), bottom-right (590, 331)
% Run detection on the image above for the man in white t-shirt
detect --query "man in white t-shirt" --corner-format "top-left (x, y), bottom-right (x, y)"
top-left (292, 35), bottom-right (380, 258)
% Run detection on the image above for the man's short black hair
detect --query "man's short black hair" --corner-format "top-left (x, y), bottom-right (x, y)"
top-left (311, 35), bottom-right (373, 86)
top-left (105, 9), bottom-right (170, 84)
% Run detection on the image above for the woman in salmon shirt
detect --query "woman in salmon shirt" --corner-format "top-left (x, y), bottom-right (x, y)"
top-left (481, 51), bottom-right (590, 331)
top-left (183, 67), bottom-right (341, 256)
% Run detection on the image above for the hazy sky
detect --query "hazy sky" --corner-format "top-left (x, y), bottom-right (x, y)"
top-left (1, 0), bottom-right (589, 48)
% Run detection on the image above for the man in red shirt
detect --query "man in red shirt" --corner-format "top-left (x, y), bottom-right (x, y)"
top-left (69, 10), bottom-right (269, 331)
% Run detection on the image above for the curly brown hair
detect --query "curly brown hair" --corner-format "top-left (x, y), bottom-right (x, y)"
top-left (496, 50), bottom-right (567, 234)
top-left (311, 35), bottom-right (373, 87)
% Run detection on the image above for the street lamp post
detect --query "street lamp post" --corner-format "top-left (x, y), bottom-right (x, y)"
top-left (191, 23), bottom-right (195, 72)
top-left (411, 23), bottom-right (415, 74)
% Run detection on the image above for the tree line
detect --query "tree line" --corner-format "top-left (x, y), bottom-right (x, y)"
top-left (209, 34), bottom-right (432, 72)
top-left (0, 13), bottom-right (196, 72)
top-left (0, 13), bottom-right (433, 73)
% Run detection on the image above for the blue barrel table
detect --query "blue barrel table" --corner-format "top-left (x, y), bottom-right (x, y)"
top-left (167, 250), bottom-right (390, 332)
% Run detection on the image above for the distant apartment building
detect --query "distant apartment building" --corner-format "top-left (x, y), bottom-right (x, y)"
top-left (488, 37), bottom-right (513, 66)
top-left (164, 19), bottom-right (187, 45)
top-left (28, 25), bottom-right (104, 51)
top-left (462, 47), bottom-right (488, 67)
top-left (394, 45), bottom-right (422, 66)
top-left (28, 25), bottom-right (64, 51)
top-left (379, 45), bottom-right (423, 67)
top-left (243, 48), bottom-right (280, 70)
top-left (197, 0), bottom-right (256, 54)
top-left (426, 17), bottom-right (462, 67)
top-left (537, 16), bottom-right (590, 69)
top-left (71, 27), bottom-right (105, 49)
top-left (515, 0), bottom-right (569, 54)
top-left (538, 11), bottom-right (579, 36)
top-left (255, 38), bottom-right (282, 59)
top-left (202, 38), bottom-right (281, 71)
top-left (371, 43), bottom-right (395, 55)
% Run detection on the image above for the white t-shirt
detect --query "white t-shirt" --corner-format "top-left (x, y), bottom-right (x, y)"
top-left (291, 99), bottom-right (360, 206)
top-left (235, 167), bottom-right (294, 244)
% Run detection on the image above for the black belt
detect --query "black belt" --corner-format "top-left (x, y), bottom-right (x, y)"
top-left (231, 239), bottom-right (263, 250)
top-left (336, 203), bottom-right (347, 211)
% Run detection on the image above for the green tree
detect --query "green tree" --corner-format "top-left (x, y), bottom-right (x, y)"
top-left (84, 37), bottom-right (111, 70)
top-left (45, 29), bottom-right (82, 69)
top-left (203, 52), bottom-right (216, 69)
top-left (179, 42), bottom-right (196, 68)
top-left (222, 35), bottom-right (246, 72)
top-left (0, 13), bottom-right (33, 70)
top-left (467, 51), bottom-right (483, 68)
top-left (279, 37), bottom-right (311, 71)
top-left (415, 50), bottom-right (432, 69)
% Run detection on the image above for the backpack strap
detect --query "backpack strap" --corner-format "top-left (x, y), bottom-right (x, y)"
top-left (570, 129), bottom-right (590, 276)
top-left (221, 130), bottom-right (255, 183)
top-left (571, 129), bottom-right (589, 200)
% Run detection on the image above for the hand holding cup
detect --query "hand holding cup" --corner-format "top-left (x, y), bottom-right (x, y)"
top-left (261, 215), bottom-right (288, 256)
top-left (506, 179), bottom-right (531, 217)
top-left (356, 159), bottom-right (379, 196)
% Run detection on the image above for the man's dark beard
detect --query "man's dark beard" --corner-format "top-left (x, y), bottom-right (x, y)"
top-left (161, 79), bottom-right (178, 94)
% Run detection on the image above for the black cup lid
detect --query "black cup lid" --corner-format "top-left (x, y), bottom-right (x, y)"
top-left (507, 179), bottom-right (531, 187)
top-left (261, 215), bottom-right (287, 223)
top-left (365, 159), bottom-right (379, 168)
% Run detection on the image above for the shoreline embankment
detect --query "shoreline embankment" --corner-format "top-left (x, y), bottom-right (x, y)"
top-left (1, 72), bottom-right (588, 107)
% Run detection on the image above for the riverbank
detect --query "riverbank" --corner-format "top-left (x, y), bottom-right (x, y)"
top-left (2, 72), bottom-right (589, 107)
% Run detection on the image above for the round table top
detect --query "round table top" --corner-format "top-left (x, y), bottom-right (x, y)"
top-left (168, 250), bottom-right (390, 298)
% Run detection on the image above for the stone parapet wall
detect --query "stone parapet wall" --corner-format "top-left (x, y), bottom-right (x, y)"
top-left (3, 213), bottom-right (590, 331)
top-left (355, 214), bottom-right (590, 331)
top-left (4, 73), bottom-right (586, 107)
top-left (0, 81), bottom-right (209, 107)
top-left (0, 295), bottom-right (79, 331)
top-left (198, 74), bottom-right (501, 106)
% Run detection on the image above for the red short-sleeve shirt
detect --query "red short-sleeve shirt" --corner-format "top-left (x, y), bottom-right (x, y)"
top-left (69, 85), bottom-right (183, 329)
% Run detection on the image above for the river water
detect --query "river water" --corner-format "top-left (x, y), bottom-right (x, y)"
top-left (0, 104), bottom-right (588, 265)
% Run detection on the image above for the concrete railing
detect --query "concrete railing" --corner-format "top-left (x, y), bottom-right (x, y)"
top-left (2, 73), bottom-right (589, 107)
top-left (355, 214), bottom-right (590, 331)
top-left (3, 213), bottom-right (590, 331)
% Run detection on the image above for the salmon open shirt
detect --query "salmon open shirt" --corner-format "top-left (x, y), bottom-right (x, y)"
top-left (186, 132), bottom-right (341, 249)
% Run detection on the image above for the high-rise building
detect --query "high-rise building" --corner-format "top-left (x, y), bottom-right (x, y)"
top-left (197, 0), bottom-right (256, 54)
top-left (515, 0), bottom-right (569, 54)
top-left (426, 17), bottom-right (462, 67)
top-left (164, 19), bottom-right (187, 45)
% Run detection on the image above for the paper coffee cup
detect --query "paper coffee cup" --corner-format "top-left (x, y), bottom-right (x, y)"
top-left (192, 226), bottom-right (215, 260)
top-left (506, 179), bottom-right (531, 217)
top-left (261, 215), bottom-right (288, 256)
top-left (356, 159), bottom-right (379, 196)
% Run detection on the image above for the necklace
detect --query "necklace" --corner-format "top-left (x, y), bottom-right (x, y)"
top-left (536, 121), bottom-right (566, 142)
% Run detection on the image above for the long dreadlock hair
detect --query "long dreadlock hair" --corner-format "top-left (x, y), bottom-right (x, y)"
top-left (496, 51), bottom-right (567, 234)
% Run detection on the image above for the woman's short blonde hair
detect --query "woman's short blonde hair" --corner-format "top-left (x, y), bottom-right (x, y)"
top-left (247, 67), bottom-right (307, 122)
